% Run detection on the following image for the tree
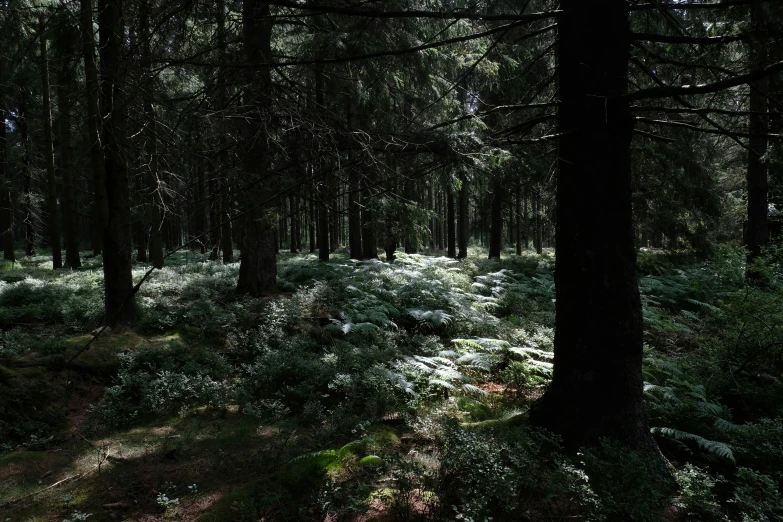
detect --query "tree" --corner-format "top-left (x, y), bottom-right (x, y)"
top-left (0, 57), bottom-right (13, 262)
top-left (236, 0), bottom-right (277, 295)
top-left (99, 0), bottom-right (138, 324)
top-left (39, 13), bottom-right (62, 270)
top-left (746, 0), bottom-right (769, 272)
top-left (529, 0), bottom-right (659, 453)
top-left (80, 0), bottom-right (106, 257)
top-left (55, 5), bottom-right (81, 269)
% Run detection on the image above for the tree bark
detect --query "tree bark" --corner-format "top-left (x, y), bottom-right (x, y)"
top-left (140, 0), bottom-right (164, 268)
top-left (515, 182), bottom-right (522, 255)
top-left (347, 95), bottom-right (363, 259)
top-left (40, 15), bottom-right (62, 269)
top-left (488, 178), bottom-right (503, 258)
top-left (530, 0), bottom-right (659, 455)
top-left (18, 91), bottom-right (35, 256)
top-left (447, 184), bottom-right (456, 258)
top-left (99, 0), bottom-right (138, 324)
top-left (457, 173), bottom-right (469, 258)
top-left (216, 0), bottom-right (233, 264)
top-left (80, 0), bottom-right (107, 257)
top-left (56, 6), bottom-right (81, 269)
top-left (290, 193), bottom-right (299, 253)
top-left (0, 59), bottom-right (13, 262)
top-left (746, 0), bottom-right (769, 273)
top-left (236, 0), bottom-right (277, 295)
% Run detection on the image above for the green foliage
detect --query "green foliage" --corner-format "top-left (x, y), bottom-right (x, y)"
top-left (674, 464), bottom-right (726, 521)
top-left (580, 439), bottom-right (675, 522)
top-left (98, 342), bottom-right (235, 428)
top-left (729, 467), bottom-right (783, 522)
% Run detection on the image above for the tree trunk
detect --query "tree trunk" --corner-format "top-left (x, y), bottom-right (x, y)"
top-left (99, 0), bottom-right (138, 324)
top-left (0, 58), bottom-right (13, 262)
top-left (290, 193), bottom-right (299, 253)
top-left (236, 0), bottom-right (277, 295)
top-left (316, 67), bottom-right (330, 262)
top-left (530, 0), bottom-right (659, 455)
top-left (40, 15), bottom-right (62, 269)
top-left (309, 185), bottom-right (316, 253)
top-left (458, 173), bottom-right (469, 258)
top-left (80, 0), bottom-right (107, 257)
top-left (488, 179), bottom-right (503, 259)
top-left (447, 185), bottom-right (456, 258)
top-left (523, 187), bottom-right (529, 250)
top-left (55, 9), bottom-right (82, 269)
top-left (746, 0), bottom-right (769, 273)
top-left (139, 0), bottom-right (164, 268)
top-left (362, 176), bottom-right (378, 259)
top-left (18, 91), bottom-right (35, 256)
top-left (346, 95), bottom-right (363, 259)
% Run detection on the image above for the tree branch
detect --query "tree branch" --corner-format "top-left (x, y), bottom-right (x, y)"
top-left (631, 32), bottom-right (744, 45)
top-left (627, 59), bottom-right (783, 100)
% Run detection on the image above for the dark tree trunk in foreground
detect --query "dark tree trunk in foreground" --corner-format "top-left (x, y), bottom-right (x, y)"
top-left (236, 0), bottom-right (277, 295)
top-left (81, 0), bottom-right (107, 256)
top-left (746, 0), bottom-right (769, 273)
top-left (457, 173), bottom-right (469, 259)
top-left (40, 15), bottom-right (62, 269)
top-left (530, 0), bottom-right (659, 454)
top-left (488, 179), bottom-right (503, 258)
top-left (99, 0), bottom-right (138, 324)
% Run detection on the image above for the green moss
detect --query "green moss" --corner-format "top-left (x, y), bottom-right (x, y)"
top-left (0, 450), bottom-right (48, 466)
top-left (0, 364), bottom-right (16, 383)
top-left (16, 366), bottom-right (47, 378)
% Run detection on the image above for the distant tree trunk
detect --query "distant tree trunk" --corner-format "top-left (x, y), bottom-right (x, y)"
top-left (516, 183), bottom-right (522, 255)
top-left (488, 179), bottom-right (503, 259)
top-left (523, 187), bottom-right (529, 250)
top-left (216, 0), bottom-right (233, 264)
top-left (236, 0), bottom-right (277, 295)
top-left (0, 60), bottom-right (13, 262)
top-left (315, 68), bottom-right (330, 262)
top-left (362, 177), bottom-right (378, 259)
top-left (534, 193), bottom-right (543, 255)
top-left (309, 186), bottom-right (316, 253)
top-left (330, 178), bottom-right (339, 252)
top-left (346, 95), bottom-right (363, 260)
top-left (18, 91), bottom-right (35, 256)
top-left (196, 158), bottom-right (208, 255)
top-left (746, 0), bottom-right (769, 273)
top-left (447, 185), bottom-right (456, 258)
top-left (290, 193), bottom-right (299, 253)
top-left (458, 173), bottom-right (469, 259)
top-left (55, 7), bottom-right (81, 269)
top-left (530, 0), bottom-right (659, 455)
top-left (81, 0), bottom-right (107, 257)
top-left (99, 0), bottom-right (138, 324)
top-left (40, 15), bottom-right (62, 269)
top-left (140, 0), bottom-right (164, 268)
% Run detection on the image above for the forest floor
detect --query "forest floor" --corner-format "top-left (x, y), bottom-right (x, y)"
top-left (1, 246), bottom-right (783, 522)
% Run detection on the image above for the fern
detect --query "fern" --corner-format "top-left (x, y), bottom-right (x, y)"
top-left (651, 427), bottom-right (735, 463)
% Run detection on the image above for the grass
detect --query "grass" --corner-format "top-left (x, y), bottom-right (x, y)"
top-left (1, 245), bottom-right (782, 521)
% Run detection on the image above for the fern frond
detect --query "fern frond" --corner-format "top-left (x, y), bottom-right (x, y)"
top-left (651, 427), bottom-right (735, 462)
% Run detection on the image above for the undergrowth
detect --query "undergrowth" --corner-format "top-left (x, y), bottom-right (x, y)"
top-left (1, 247), bottom-right (783, 520)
